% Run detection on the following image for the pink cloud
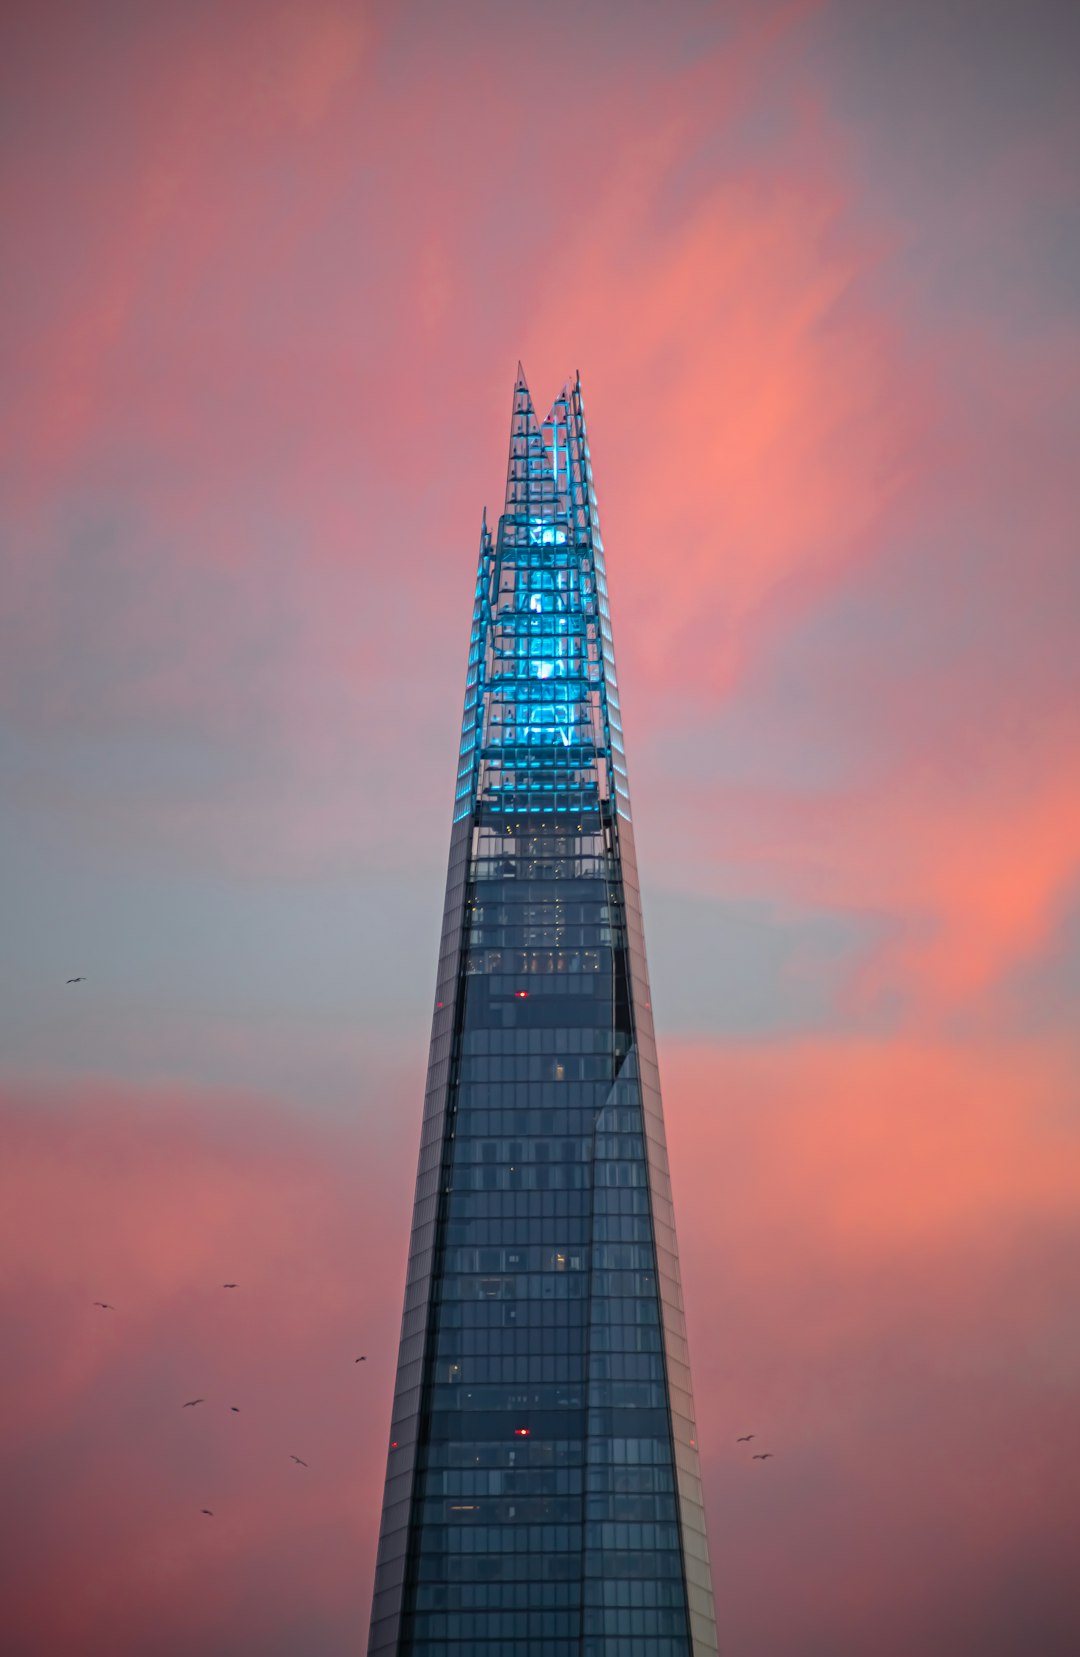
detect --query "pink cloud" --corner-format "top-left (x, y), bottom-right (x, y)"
top-left (0, 1078), bottom-right (407, 1651)
top-left (661, 1033), bottom-right (1080, 1653)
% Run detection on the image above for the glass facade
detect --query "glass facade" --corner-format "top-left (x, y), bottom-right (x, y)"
top-left (368, 369), bottom-right (718, 1657)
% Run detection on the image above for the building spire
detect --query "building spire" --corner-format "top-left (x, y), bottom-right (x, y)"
top-left (367, 367), bottom-right (719, 1657)
top-left (503, 362), bottom-right (551, 515)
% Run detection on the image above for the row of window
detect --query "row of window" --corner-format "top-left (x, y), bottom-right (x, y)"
top-left (470, 855), bottom-right (610, 881)
top-left (467, 851), bottom-right (607, 882)
top-left (588, 1579), bottom-right (691, 1608)
top-left (474, 798), bottom-right (611, 825)
top-left (458, 1027), bottom-right (620, 1056)
top-left (431, 1356), bottom-right (585, 1385)
top-left (441, 1246), bottom-right (587, 1275)
top-left (452, 1137), bottom-right (593, 1164)
top-left (429, 1381), bottom-right (670, 1412)
top-left (466, 899), bottom-right (614, 924)
top-left (412, 1547), bottom-right (685, 1585)
top-left (415, 1520), bottom-right (683, 1556)
top-left (449, 1120), bottom-right (647, 1153)
top-left (448, 1168), bottom-right (652, 1199)
top-left (490, 624), bottom-right (588, 651)
top-left (421, 1497), bottom-right (584, 1527)
top-left (437, 1318), bottom-right (662, 1345)
top-left (423, 1469), bottom-right (584, 1498)
top-left (439, 1273), bottom-right (590, 1301)
top-left (439, 1232), bottom-right (659, 1270)
top-left (586, 1465), bottom-right (676, 1493)
top-left (467, 934), bottom-right (619, 961)
top-left (435, 1300), bottom-right (587, 1330)
top-left (428, 1383), bottom-right (585, 1413)
top-left (456, 1056), bottom-right (617, 1082)
top-left (435, 1330), bottom-right (588, 1360)
top-left (463, 950), bottom-right (609, 977)
top-left (448, 1134), bottom-right (652, 1162)
top-left (420, 1440), bottom-right (584, 1469)
top-left (420, 1494), bottom-right (679, 1526)
top-left (449, 1165), bottom-right (591, 1191)
top-left (406, 1642), bottom-right (581, 1657)
top-left (412, 1581), bottom-right (581, 1610)
top-left (596, 1138), bottom-right (649, 1165)
top-left (443, 1199), bottom-right (593, 1226)
top-left (590, 1209), bottom-right (655, 1234)
top-left (433, 1327), bottom-right (664, 1358)
top-left (443, 1198), bottom-right (655, 1231)
top-left (585, 1643), bottom-right (690, 1657)
top-left (589, 1296), bottom-right (662, 1325)
top-left (408, 1643), bottom-right (688, 1657)
top-left (408, 1609), bottom-right (689, 1640)
top-left (412, 1576), bottom-right (687, 1610)
top-left (422, 1465), bottom-right (675, 1498)
top-left (440, 1243), bottom-right (656, 1275)
top-left (437, 1269), bottom-right (660, 1300)
top-left (467, 926), bottom-right (620, 950)
top-left (445, 1097), bottom-right (616, 1123)
top-left (417, 1523), bottom-right (583, 1555)
top-left (428, 1354), bottom-right (667, 1386)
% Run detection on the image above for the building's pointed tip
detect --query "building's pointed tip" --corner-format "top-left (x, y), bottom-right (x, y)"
top-left (504, 360), bottom-right (549, 513)
top-left (511, 361), bottom-right (539, 421)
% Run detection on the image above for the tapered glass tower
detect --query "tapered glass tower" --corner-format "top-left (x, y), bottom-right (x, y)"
top-left (368, 370), bottom-right (718, 1656)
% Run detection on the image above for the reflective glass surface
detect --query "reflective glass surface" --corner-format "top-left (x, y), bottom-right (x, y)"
top-left (369, 372), bottom-right (718, 1656)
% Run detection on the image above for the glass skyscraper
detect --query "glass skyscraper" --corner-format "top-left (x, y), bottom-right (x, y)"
top-left (368, 370), bottom-right (718, 1657)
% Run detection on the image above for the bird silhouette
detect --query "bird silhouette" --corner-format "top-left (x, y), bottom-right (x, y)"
top-left (290, 1456), bottom-right (308, 1467)
top-left (355, 1356), bottom-right (367, 1363)
top-left (230, 1407), bottom-right (240, 1413)
top-left (752, 1453), bottom-right (775, 1461)
top-left (66, 977), bottom-right (86, 984)
top-left (201, 1509), bottom-right (213, 1517)
top-left (736, 1434), bottom-right (754, 1443)
top-left (92, 1301), bottom-right (115, 1310)
top-left (183, 1399), bottom-right (205, 1408)
top-left (222, 1283), bottom-right (238, 1289)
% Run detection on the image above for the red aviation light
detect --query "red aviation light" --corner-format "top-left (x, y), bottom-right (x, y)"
top-left (514, 990), bottom-right (529, 999)
top-left (514, 1427), bottom-right (530, 1437)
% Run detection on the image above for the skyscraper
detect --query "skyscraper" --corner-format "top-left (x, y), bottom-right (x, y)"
top-left (368, 370), bottom-right (718, 1657)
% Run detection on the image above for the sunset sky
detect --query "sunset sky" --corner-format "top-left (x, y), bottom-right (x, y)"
top-left (2, 1), bottom-right (1079, 1652)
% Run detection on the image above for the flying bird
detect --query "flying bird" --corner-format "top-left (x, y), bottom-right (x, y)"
top-left (290, 1456), bottom-right (308, 1466)
top-left (355, 1356), bottom-right (367, 1363)
top-left (201, 1509), bottom-right (213, 1517)
top-left (736, 1434), bottom-right (754, 1443)
top-left (66, 977), bottom-right (86, 984)
top-left (752, 1453), bottom-right (775, 1461)
top-left (222, 1283), bottom-right (238, 1289)
top-left (92, 1301), bottom-right (115, 1310)
top-left (183, 1398), bottom-right (205, 1408)
top-left (230, 1407), bottom-right (240, 1413)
